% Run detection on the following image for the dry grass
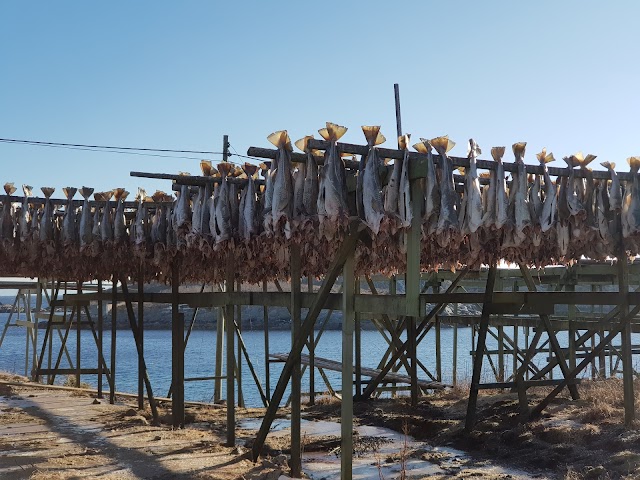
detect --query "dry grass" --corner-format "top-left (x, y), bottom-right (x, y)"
top-left (313, 391), bottom-right (341, 406)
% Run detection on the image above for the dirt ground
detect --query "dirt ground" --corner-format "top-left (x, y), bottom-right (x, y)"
top-left (1, 373), bottom-right (639, 479)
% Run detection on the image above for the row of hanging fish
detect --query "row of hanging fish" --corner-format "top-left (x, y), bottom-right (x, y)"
top-left (0, 122), bottom-right (639, 282)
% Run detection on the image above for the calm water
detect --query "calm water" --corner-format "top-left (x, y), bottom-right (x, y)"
top-left (0, 312), bottom-right (632, 406)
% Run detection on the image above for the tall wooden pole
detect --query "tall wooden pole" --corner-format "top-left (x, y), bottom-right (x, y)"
top-left (97, 279), bottom-right (103, 398)
top-left (110, 278), bottom-right (117, 405)
top-left (341, 251), bottom-right (355, 480)
top-left (394, 83), bottom-right (402, 141)
top-left (225, 255), bottom-right (236, 446)
top-left (290, 244), bottom-right (302, 478)
top-left (138, 266), bottom-right (144, 410)
top-left (171, 258), bottom-right (185, 428)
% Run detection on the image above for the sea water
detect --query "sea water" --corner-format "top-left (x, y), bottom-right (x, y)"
top-left (0, 313), bottom-right (628, 407)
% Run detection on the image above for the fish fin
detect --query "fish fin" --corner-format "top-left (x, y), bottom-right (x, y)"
top-left (41, 187), bottom-right (55, 198)
top-left (627, 157), bottom-right (640, 173)
top-left (294, 135), bottom-right (314, 153)
top-left (243, 162), bottom-right (258, 177)
top-left (362, 126), bottom-right (381, 146)
top-left (383, 158), bottom-right (392, 166)
top-left (236, 172), bottom-right (247, 179)
top-left (431, 136), bottom-right (455, 153)
top-left (326, 122), bottom-right (348, 141)
top-left (491, 147), bottom-right (505, 162)
top-left (200, 160), bottom-right (213, 176)
top-left (545, 153), bottom-right (555, 164)
top-left (583, 154), bottom-right (597, 166)
top-left (22, 185), bottom-right (33, 197)
top-left (479, 172), bottom-right (491, 179)
top-left (267, 130), bottom-right (291, 150)
top-left (218, 162), bottom-right (233, 177)
top-left (512, 142), bottom-right (527, 157)
top-left (121, 191), bottom-right (130, 201)
top-left (457, 167), bottom-right (466, 175)
top-left (137, 187), bottom-right (146, 201)
top-left (259, 162), bottom-right (270, 173)
top-left (563, 155), bottom-right (576, 168)
top-left (4, 183), bottom-right (16, 196)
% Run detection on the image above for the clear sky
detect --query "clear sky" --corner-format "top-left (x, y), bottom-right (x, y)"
top-left (1, 1), bottom-right (639, 197)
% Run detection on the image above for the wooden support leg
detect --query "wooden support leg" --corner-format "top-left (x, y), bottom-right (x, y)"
top-left (225, 257), bottom-right (236, 446)
top-left (408, 316), bottom-right (418, 407)
top-left (263, 280), bottom-right (270, 404)
top-left (307, 276), bottom-right (315, 406)
top-left (171, 259), bottom-right (185, 428)
top-left (97, 279), bottom-right (103, 398)
top-left (138, 268), bottom-right (144, 410)
top-left (290, 244), bottom-right (302, 478)
top-left (76, 283), bottom-right (82, 388)
top-left (214, 284), bottom-right (224, 404)
top-left (341, 249), bottom-right (355, 480)
top-left (110, 278), bottom-right (117, 405)
top-left (465, 263), bottom-right (497, 433)
top-left (618, 258), bottom-right (635, 425)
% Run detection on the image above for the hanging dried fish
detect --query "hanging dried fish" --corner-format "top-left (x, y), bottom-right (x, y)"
top-left (114, 188), bottom-right (129, 242)
top-left (79, 187), bottom-right (94, 248)
top-left (432, 136), bottom-right (459, 247)
top-left (361, 126), bottom-right (386, 234)
top-left (18, 185), bottom-right (32, 243)
top-left (39, 187), bottom-right (55, 243)
top-left (414, 139), bottom-right (440, 235)
top-left (459, 139), bottom-right (483, 235)
top-left (318, 122), bottom-right (349, 220)
top-left (398, 134), bottom-right (413, 228)
top-left (1, 183), bottom-right (16, 241)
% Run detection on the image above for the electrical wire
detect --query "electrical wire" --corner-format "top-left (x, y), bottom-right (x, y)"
top-left (0, 137), bottom-right (223, 155)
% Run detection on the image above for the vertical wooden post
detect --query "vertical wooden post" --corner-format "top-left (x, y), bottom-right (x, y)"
top-left (341, 252), bottom-right (355, 480)
top-left (307, 276), bottom-right (314, 406)
top-left (214, 284), bottom-right (224, 403)
top-left (435, 285), bottom-right (442, 383)
top-left (171, 258), bottom-right (185, 428)
top-left (394, 83), bottom-right (402, 140)
top-left (76, 283), bottom-right (82, 389)
top-left (354, 277), bottom-right (362, 400)
top-left (225, 256), bottom-right (236, 446)
top-left (465, 263), bottom-right (497, 433)
top-left (618, 257), bottom-right (635, 425)
top-left (290, 244), bottom-right (302, 478)
top-left (567, 282), bottom-right (576, 371)
top-left (137, 267), bottom-right (144, 410)
top-left (498, 326), bottom-right (505, 382)
top-left (408, 316), bottom-right (418, 406)
top-left (110, 278), bottom-right (117, 405)
top-left (453, 290), bottom-right (458, 386)
top-left (236, 281), bottom-right (244, 408)
top-left (263, 280), bottom-right (270, 404)
top-left (389, 276), bottom-right (398, 397)
top-left (97, 279), bottom-right (103, 398)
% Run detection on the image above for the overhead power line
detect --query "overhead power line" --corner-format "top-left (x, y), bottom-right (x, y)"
top-left (0, 137), bottom-right (224, 155)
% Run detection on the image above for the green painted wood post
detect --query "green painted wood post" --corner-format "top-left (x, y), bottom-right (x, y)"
top-left (290, 244), bottom-right (302, 477)
top-left (341, 251), bottom-right (356, 480)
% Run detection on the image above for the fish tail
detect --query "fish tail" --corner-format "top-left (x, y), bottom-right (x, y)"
top-left (200, 160), bottom-right (213, 176)
top-left (600, 161), bottom-right (616, 170)
top-left (326, 122), bottom-right (348, 142)
top-left (398, 134), bottom-right (411, 150)
top-left (137, 187), bottom-right (146, 202)
top-left (113, 188), bottom-right (126, 201)
top-left (103, 190), bottom-right (114, 201)
top-left (627, 156), bottom-right (640, 173)
top-left (512, 142), bottom-right (527, 157)
top-left (491, 147), bottom-right (505, 162)
top-left (563, 155), bottom-right (576, 168)
top-left (63, 187), bottom-right (77, 200)
top-left (431, 136), bottom-right (455, 153)
top-left (217, 162), bottom-right (233, 177)
top-left (267, 130), bottom-right (292, 150)
top-left (151, 190), bottom-right (166, 203)
top-left (3, 183), bottom-right (16, 196)
top-left (582, 154), bottom-right (597, 167)
top-left (294, 135), bottom-right (314, 153)
top-left (242, 162), bottom-right (258, 178)
top-left (413, 139), bottom-right (430, 154)
top-left (41, 187), bottom-right (55, 198)
top-left (468, 138), bottom-right (481, 157)
top-left (22, 185), bottom-right (33, 197)
top-left (362, 125), bottom-right (382, 146)
top-left (79, 186), bottom-right (94, 199)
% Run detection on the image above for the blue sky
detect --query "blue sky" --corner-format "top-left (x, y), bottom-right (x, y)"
top-left (1, 1), bottom-right (639, 196)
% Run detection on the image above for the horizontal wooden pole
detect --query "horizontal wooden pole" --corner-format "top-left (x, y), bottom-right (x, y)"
top-left (305, 139), bottom-right (633, 181)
